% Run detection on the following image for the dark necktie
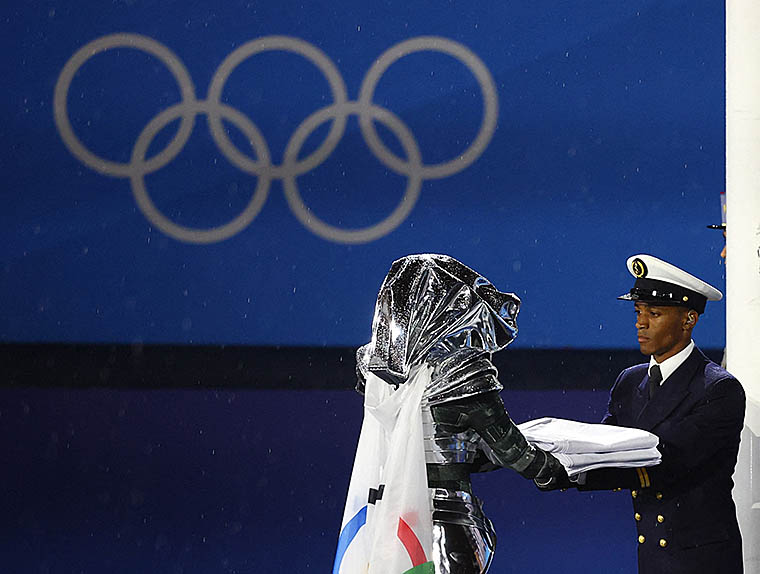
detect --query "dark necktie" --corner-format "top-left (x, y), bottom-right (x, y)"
top-left (648, 365), bottom-right (663, 399)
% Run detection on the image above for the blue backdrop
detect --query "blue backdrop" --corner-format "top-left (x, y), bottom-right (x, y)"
top-left (1, 0), bottom-right (727, 348)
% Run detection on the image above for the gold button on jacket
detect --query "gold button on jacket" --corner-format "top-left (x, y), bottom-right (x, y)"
top-left (657, 514), bottom-right (664, 523)
top-left (659, 539), bottom-right (668, 548)
top-left (655, 491), bottom-right (663, 500)
top-left (638, 535), bottom-right (645, 544)
top-left (634, 512), bottom-right (641, 521)
top-left (632, 490), bottom-right (638, 498)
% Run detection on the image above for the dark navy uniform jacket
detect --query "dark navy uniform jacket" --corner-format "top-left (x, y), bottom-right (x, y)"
top-left (580, 347), bottom-right (745, 574)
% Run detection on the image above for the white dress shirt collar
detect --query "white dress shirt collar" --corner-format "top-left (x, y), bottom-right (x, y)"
top-left (648, 339), bottom-right (695, 385)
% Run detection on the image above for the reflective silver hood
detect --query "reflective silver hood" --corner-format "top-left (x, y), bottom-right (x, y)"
top-left (357, 254), bottom-right (520, 387)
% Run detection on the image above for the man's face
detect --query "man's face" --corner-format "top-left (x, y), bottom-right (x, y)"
top-left (721, 230), bottom-right (726, 259)
top-left (634, 302), bottom-right (691, 361)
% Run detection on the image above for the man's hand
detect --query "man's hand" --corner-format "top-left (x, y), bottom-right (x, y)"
top-left (533, 452), bottom-right (572, 491)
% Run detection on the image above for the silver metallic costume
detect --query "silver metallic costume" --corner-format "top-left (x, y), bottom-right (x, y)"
top-left (357, 254), bottom-right (565, 574)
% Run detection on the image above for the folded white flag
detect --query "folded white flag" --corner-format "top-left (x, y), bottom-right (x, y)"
top-left (517, 417), bottom-right (661, 476)
top-left (553, 448), bottom-right (661, 475)
top-left (518, 417), bottom-right (659, 453)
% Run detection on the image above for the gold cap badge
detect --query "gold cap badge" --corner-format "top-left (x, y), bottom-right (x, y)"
top-left (632, 258), bottom-right (647, 278)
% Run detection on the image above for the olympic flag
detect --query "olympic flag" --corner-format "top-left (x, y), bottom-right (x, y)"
top-left (333, 367), bottom-right (435, 574)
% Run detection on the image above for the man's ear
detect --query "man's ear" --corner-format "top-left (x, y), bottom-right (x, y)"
top-left (684, 311), bottom-right (698, 329)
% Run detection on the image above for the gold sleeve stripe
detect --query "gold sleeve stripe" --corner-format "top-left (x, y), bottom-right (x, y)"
top-left (635, 467), bottom-right (646, 488)
top-left (641, 467), bottom-right (651, 488)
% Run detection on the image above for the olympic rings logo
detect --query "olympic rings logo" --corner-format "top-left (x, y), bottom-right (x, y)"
top-left (54, 33), bottom-right (498, 244)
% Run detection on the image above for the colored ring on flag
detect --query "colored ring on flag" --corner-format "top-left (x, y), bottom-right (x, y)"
top-left (397, 517), bottom-right (428, 567)
top-left (332, 505), bottom-right (367, 574)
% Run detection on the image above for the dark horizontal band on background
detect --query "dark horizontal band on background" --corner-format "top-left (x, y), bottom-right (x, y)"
top-left (0, 343), bottom-right (724, 391)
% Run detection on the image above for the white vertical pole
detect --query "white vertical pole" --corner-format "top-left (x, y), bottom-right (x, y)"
top-left (726, 0), bottom-right (760, 571)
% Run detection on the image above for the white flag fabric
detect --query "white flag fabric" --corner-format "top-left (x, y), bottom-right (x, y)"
top-left (333, 366), bottom-right (435, 574)
top-left (517, 417), bottom-right (661, 476)
top-left (553, 448), bottom-right (661, 475)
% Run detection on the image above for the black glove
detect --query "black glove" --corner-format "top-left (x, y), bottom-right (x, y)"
top-left (533, 451), bottom-right (572, 491)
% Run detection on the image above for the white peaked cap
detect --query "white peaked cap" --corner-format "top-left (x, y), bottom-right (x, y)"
top-left (618, 254), bottom-right (722, 313)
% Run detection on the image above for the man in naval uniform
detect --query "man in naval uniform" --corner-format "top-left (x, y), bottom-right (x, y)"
top-left (540, 254), bottom-right (745, 574)
top-left (707, 192), bottom-right (727, 367)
